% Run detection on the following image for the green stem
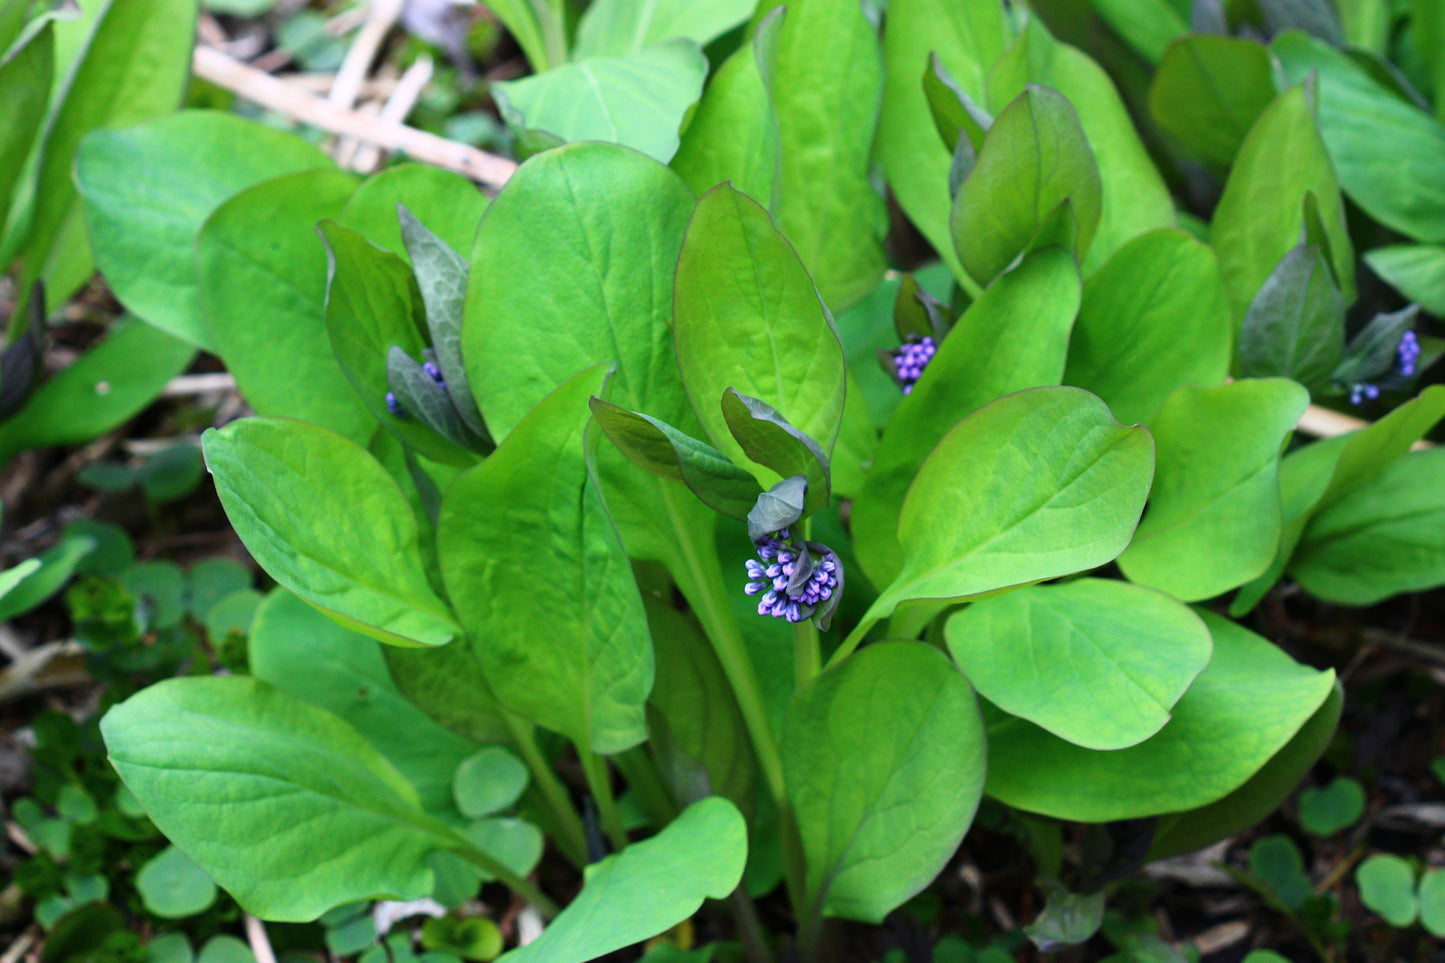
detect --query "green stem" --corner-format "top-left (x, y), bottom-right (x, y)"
top-left (792, 618), bottom-right (819, 687)
top-left (613, 745), bottom-right (678, 827)
top-left (505, 714), bottom-right (588, 867)
top-left (447, 841), bottom-right (560, 919)
top-left (728, 887), bottom-right (773, 963)
top-left (580, 749), bottom-right (629, 853)
top-left (824, 610), bottom-right (879, 671)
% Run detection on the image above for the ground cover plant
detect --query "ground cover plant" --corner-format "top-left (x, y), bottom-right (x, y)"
top-left (2, 0), bottom-right (1445, 961)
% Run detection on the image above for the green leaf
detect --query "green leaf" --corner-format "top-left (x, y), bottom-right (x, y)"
top-left (768, 0), bottom-right (886, 310)
top-left (1297, 776), bottom-right (1365, 836)
top-left (77, 111), bottom-right (332, 350)
top-left (877, 0), bottom-right (1007, 283)
top-left (720, 390), bottom-right (830, 515)
top-left (318, 222), bottom-right (477, 466)
top-left (438, 366), bottom-right (653, 755)
top-left (472, 0), bottom-right (555, 71)
top-left (0, 558), bottom-right (41, 603)
top-left (1148, 35), bottom-right (1275, 167)
top-left (1249, 834), bottom-right (1312, 911)
top-left (383, 641), bottom-right (512, 746)
top-left (985, 613), bottom-right (1337, 821)
top-left (1086, 0), bottom-right (1187, 62)
top-left (1025, 881), bottom-right (1105, 951)
top-left (784, 642), bottom-right (985, 923)
top-left (0, 21), bottom-right (52, 242)
top-left (102, 676), bottom-right (470, 920)
top-left (493, 41), bottom-right (707, 164)
top-left (670, 8), bottom-right (781, 204)
top-left (1260, 0), bottom-right (1342, 43)
top-left (0, 532), bottom-right (93, 621)
top-left (1210, 83), bottom-right (1355, 324)
top-left (1365, 244), bottom-right (1445, 316)
top-left (136, 846), bottom-right (218, 919)
top-left (24, 0), bottom-right (196, 301)
top-left (1290, 447), bottom-right (1445, 604)
top-left (0, 318), bottom-right (195, 466)
top-left (1274, 30), bottom-right (1445, 243)
top-left (1237, 245), bottom-right (1346, 391)
top-left (951, 85), bottom-right (1102, 287)
top-left (923, 52), bottom-right (991, 156)
top-left (1147, 680), bottom-right (1341, 860)
top-left (945, 579), bottom-right (1211, 750)
top-left (574, 0), bottom-right (753, 57)
top-left (500, 797), bottom-right (746, 963)
top-left (249, 590), bottom-right (482, 818)
top-left (203, 417), bottom-right (461, 648)
top-left (674, 183), bottom-right (847, 474)
top-left (1357, 854), bottom-right (1419, 927)
top-left (588, 399), bottom-right (760, 518)
top-left (1117, 379), bottom-right (1310, 602)
top-left (1063, 229), bottom-right (1231, 427)
top-left (867, 386), bottom-right (1153, 623)
top-left (1330, 305), bottom-right (1420, 389)
top-left (1419, 867), bottom-right (1445, 937)
top-left (853, 247), bottom-right (1080, 590)
top-left (337, 164), bottom-right (488, 261)
top-left (453, 748), bottom-right (528, 819)
top-left (199, 169), bottom-right (372, 445)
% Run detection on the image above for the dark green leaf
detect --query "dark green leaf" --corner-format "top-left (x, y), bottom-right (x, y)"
top-left (0, 21), bottom-right (51, 241)
top-left (1297, 776), bottom-right (1365, 836)
top-left (1148, 35), bottom-right (1274, 167)
top-left (720, 390), bottom-right (829, 515)
top-left (746, 475), bottom-right (807, 544)
top-left (1025, 882), bottom-right (1106, 951)
top-left (1238, 245), bottom-right (1345, 391)
top-left (1330, 305), bottom-right (1418, 389)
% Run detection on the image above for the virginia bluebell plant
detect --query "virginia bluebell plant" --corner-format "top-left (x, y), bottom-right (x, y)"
top-left (1349, 329), bottom-right (1422, 405)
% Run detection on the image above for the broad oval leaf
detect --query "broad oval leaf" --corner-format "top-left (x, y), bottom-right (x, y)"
top-left (784, 641), bottom-right (985, 923)
top-left (945, 579), bottom-right (1211, 750)
top-left (0, 21), bottom-right (52, 242)
top-left (1117, 379), bottom-right (1310, 602)
top-left (438, 365), bottom-right (653, 755)
top-left (77, 111), bottom-right (332, 349)
top-left (203, 417), bottom-right (461, 648)
top-left (853, 247), bottom-right (1080, 591)
top-left (870, 386), bottom-right (1154, 621)
top-left (102, 676), bottom-right (452, 921)
top-left (336, 163), bottom-right (488, 260)
top-left (985, 613), bottom-right (1336, 821)
top-left (501, 797), bottom-right (746, 963)
top-left (674, 182), bottom-right (847, 478)
top-left (493, 41), bottom-right (707, 163)
top-left (1237, 245), bottom-right (1345, 392)
top-left (574, 0), bottom-right (753, 58)
top-left (1147, 35), bottom-right (1275, 168)
top-left (1364, 244), bottom-right (1445, 316)
top-left (1063, 229), bottom-right (1231, 427)
top-left (199, 168), bottom-right (371, 445)
top-left (951, 85), bottom-right (1102, 287)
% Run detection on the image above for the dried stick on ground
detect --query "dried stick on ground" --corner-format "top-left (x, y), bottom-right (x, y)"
top-left (1296, 403), bottom-right (1434, 448)
top-left (330, 0), bottom-right (408, 162)
top-left (192, 45), bottom-right (517, 187)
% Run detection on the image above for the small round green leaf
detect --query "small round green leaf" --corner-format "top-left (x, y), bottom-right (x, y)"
top-left (136, 846), bottom-right (218, 919)
top-left (145, 932), bottom-right (194, 963)
top-left (1418, 867), bottom-right (1445, 937)
top-left (1357, 853), bottom-right (1418, 927)
top-left (197, 936), bottom-right (255, 963)
top-left (1296, 776), bottom-right (1365, 836)
top-left (453, 749), bottom-right (529, 819)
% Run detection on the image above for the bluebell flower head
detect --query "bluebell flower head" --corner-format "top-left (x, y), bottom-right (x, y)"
top-left (1397, 330), bottom-right (1421, 378)
top-left (890, 337), bottom-right (937, 395)
top-left (423, 360), bottom-right (446, 385)
top-left (1348, 382), bottom-right (1381, 406)
top-left (744, 530), bottom-right (842, 626)
top-left (385, 391), bottom-right (409, 418)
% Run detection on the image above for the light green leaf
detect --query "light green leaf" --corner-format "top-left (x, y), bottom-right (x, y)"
top-left (249, 590), bottom-right (481, 818)
top-left (1148, 35), bottom-right (1275, 168)
top-left (985, 612), bottom-right (1336, 821)
top-left (1364, 244), bottom-right (1445, 316)
top-left (136, 846), bottom-right (218, 919)
top-left (1291, 447), bottom-right (1445, 604)
top-left (0, 533), bottom-right (94, 621)
top-left (945, 579), bottom-right (1211, 750)
top-left (670, 8), bottom-right (781, 205)
top-left (453, 748), bottom-right (529, 819)
top-left (853, 248), bottom-right (1079, 591)
top-left (203, 417), bottom-right (461, 648)
top-left (1357, 854), bottom-right (1419, 927)
top-left (1118, 379), bottom-right (1310, 602)
top-left (1063, 229), bottom-right (1231, 427)
top-left (877, 0), bottom-right (1007, 283)
top-left (102, 676), bottom-right (460, 921)
top-left (500, 797), bottom-right (746, 963)
top-left (199, 169), bottom-right (371, 445)
top-left (0, 558), bottom-right (41, 603)
top-left (674, 182), bottom-right (846, 477)
top-left (0, 317), bottom-right (195, 466)
top-left (336, 163), bottom-right (488, 261)
top-left (1210, 83), bottom-right (1355, 324)
top-left (867, 386), bottom-right (1153, 622)
top-left (0, 22), bottom-right (52, 242)
top-left (1274, 30), bottom-right (1445, 243)
top-left (494, 41), bottom-right (707, 164)
top-left (1086, 0), bottom-right (1186, 61)
top-left (438, 366), bottom-right (653, 755)
top-left (574, 0), bottom-right (753, 57)
top-left (785, 642), bottom-right (984, 923)
top-left (768, 0), bottom-right (886, 310)
top-left (951, 85), bottom-right (1102, 287)
top-left (77, 111), bottom-right (332, 349)
top-left (24, 0), bottom-right (196, 300)
top-left (1420, 867), bottom-right (1445, 937)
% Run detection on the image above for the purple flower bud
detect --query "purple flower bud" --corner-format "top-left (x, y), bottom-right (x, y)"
top-left (1348, 382), bottom-right (1381, 406)
top-left (742, 533), bottom-right (843, 625)
top-left (423, 360), bottom-right (446, 385)
top-left (385, 391), bottom-right (409, 418)
top-left (889, 337), bottom-right (937, 395)
top-left (1396, 330), bottom-right (1421, 378)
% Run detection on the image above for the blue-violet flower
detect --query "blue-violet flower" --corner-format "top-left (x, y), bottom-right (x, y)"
top-left (385, 391), bottom-right (409, 418)
top-left (1397, 330), bottom-right (1421, 378)
top-left (744, 530), bottom-right (840, 623)
top-left (891, 337), bottom-right (937, 395)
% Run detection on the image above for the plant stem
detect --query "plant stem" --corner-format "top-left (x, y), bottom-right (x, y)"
top-left (613, 745), bottom-right (678, 827)
top-left (447, 840), bottom-right (560, 919)
top-left (793, 618), bottom-right (819, 687)
top-left (824, 609), bottom-right (880, 670)
top-left (580, 749), bottom-right (629, 853)
top-left (728, 887), bottom-right (773, 963)
top-left (505, 713), bottom-right (588, 867)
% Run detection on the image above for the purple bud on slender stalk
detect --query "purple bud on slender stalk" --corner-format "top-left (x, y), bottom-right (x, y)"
top-left (385, 391), bottom-right (409, 418)
top-left (1396, 330), bottom-right (1421, 378)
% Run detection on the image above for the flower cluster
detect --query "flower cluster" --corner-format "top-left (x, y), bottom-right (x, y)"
top-left (385, 359), bottom-right (448, 419)
top-left (744, 530), bottom-right (840, 623)
top-left (1348, 330), bottom-right (1422, 405)
top-left (891, 337), bottom-right (937, 395)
